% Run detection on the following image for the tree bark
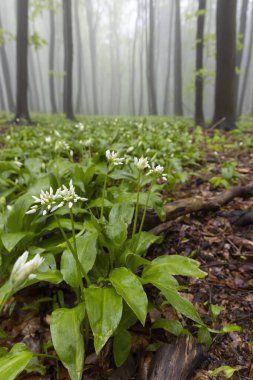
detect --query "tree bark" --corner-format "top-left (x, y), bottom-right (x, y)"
top-left (174, 1), bottom-right (183, 116)
top-left (235, 0), bottom-right (249, 115)
top-left (194, 0), bottom-right (206, 126)
top-left (0, 14), bottom-right (15, 112)
top-left (147, 0), bottom-right (158, 115)
top-left (15, 0), bottom-right (31, 122)
top-left (163, 1), bottom-right (174, 115)
top-left (213, 0), bottom-right (237, 130)
top-left (238, 1), bottom-right (253, 116)
top-left (62, 0), bottom-right (74, 120)
top-left (49, 9), bottom-right (57, 113)
top-left (85, 0), bottom-right (99, 114)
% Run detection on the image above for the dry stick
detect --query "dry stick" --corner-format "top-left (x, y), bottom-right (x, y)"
top-left (149, 181), bottom-right (253, 235)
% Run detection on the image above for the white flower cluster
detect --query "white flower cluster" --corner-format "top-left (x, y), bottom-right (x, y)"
top-left (134, 156), bottom-right (167, 181)
top-left (134, 156), bottom-right (150, 171)
top-left (10, 251), bottom-right (44, 288)
top-left (26, 180), bottom-right (87, 216)
top-left (54, 140), bottom-right (70, 152)
top-left (106, 150), bottom-right (125, 166)
top-left (75, 122), bottom-right (85, 131)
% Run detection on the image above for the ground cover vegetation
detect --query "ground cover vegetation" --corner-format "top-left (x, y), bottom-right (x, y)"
top-left (0, 114), bottom-right (253, 379)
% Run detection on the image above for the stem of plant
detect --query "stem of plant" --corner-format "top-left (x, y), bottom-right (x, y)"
top-left (131, 172), bottom-right (141, 241)
top-left (100, 170), bottom-right (108, 222)
top-left (35, 353), bottom-right (60, 380)
top-left (54, 215), bottom-right (91, 289)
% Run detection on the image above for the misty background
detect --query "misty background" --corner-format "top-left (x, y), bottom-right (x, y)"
top-left (0, 0), bottom-right (252, 119)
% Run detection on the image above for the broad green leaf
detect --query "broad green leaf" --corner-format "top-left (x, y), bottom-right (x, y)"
top-left (148, 255), bottom-right (206, 278)
top-left (126, 232), bottom-right (162, 256)
top-left (61, 232), bottom-right (98, 288)
top-left (160, 287), bottom-right (203, 325)
top-left (211, 365), bottom-right (237, 378)
top-left (6, 194), bottom-right (35, 232)
top-left (197, 327), bottom-right (212, 348)
top-left (152, 319), bottom-right (183, 336)
top-left (110, 267), bottom-right (148, 325)
top-left (50, 303), bottom-right (86, 380)
top-left (106, 220), bottom-right (128, 247)
top-left (0, 343), bottom-right (33, 380)
top-left (1, 232), bottom-right (34, 252)
top-left (210, 304), bottom-right (221, 322)
top-left (142, 265), bottom-right (179, 289)
top-left (61, 252), bottom-right (79, 289)
top-left (113, 329), bottom-right (132, 367)
top-left (117, 303), bottom-right (138, 331)
top-left (109, 202), bottom-right (134, 226)
top-left (222, 324), bottom-right (241, 333)
top-left (84, 287), bottom-right (123, 353)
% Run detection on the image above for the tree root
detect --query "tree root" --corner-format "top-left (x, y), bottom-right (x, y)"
top-left (150, 182), bottom-right (253, 235)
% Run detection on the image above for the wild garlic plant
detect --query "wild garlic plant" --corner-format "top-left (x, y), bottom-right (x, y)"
top-left (0, 149), bottom-right (207, 380)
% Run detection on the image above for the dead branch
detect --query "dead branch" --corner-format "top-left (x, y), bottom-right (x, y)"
top-left (150, 182), bottom-right (253, 235)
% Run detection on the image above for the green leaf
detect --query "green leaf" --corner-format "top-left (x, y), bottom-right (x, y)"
top-left (106, 220), bottom-right (128, 247)
top-left (6, 194), bottom-right (35, 232)
top-left (84, 287), bottom-right (123, 353)
top-left (210, 304), bottom-right (221, 322)
top-left (0, 343), bottom-right (33, 380)
top-left (113, 329), bottom-right (132, 367)
top-left (197, 326), bottom-right (212, 348)
top-left (160, 287), bottom-right (203, 325)
top-left (1, 232), bottom-right (34, 252)
top-left (222, 324), bottom-right (241, 333)
top-left (109, 202), bottom-right (134, 226)
top-left (147, 255), bottom-right (206, 278)
top-left (142, 265), bottom-right (179, 289)
top-left (211, 365), bottom-right (237, 378)
top-left (50, 303), bottom-right (86, 380)
top-left (61, 252), bottom-right (79, 289)
top-left (126, 232), bottom-right (162, 257)
top-left (152, 319), bottom-right (183, 336)
top-left (110, 267), bottom-right (148, 325)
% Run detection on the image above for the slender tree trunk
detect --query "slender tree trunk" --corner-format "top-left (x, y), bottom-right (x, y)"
top-left (62, 0), bottom-right (74, 119)
top-left (131, 3), bottom-right (141, 115)
top-left (74, 0), bottom-right (84, 114)
top-left (213, 0), bottom-right (237, 130)
top-left (0, 73), bottom-right (6, 110)
top-left (238, 1), bottom-right (253, 116)
top-left (174, 0), bottom-right (183, 115)
top-left (85, 0), bottom-right (99, 114)
top-left (0, 14), bottom-right (15, 112)
top-left (147, 0), bottom-right (158, 115)
top-left (163, 1), bottom-right (174, 115)
top-left (194, 0), bottom-right (206, 126)
top-left (28, 47), bottom-right (40, 111)
top-left (15, 0), bottom-right (31, 122)
top-left (236, 0), bottom-right (249, 114)
top-left (49, 9), bottom-right (57, 113)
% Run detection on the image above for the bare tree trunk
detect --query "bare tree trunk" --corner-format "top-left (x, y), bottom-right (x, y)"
top-left (174, 0), bottom-right (183, 116)
top-left (194, 0), bottom-right (206, 126)
top-left (15, 0), bottom-right (31, 122)
top-left (49, 9), bottom-right (57, 113)
top-left (85, 0), bottom-right (99, 114)
top-left (74, 0), bottom-right (84, 114)
top-left (131, 3), bottom-right (141, 115)
top-left (28, 47), bottom-right (40, 111)
top-left (0, 73), bottom-right (6, 110)
top-left (213, 0), bottom-right (237, 130)
top-left (0, 14), bottom-right (15, 112)
top-left (62, 0), bottom-right (74, 120)
top-left (236, 0), bottom-right (249, 114)
top-left (238, 2), bottom-right (253, 116)
top-left (163, 1), bottom-right (174, 115)
top-left (147, 0), bottom-right (158, 115)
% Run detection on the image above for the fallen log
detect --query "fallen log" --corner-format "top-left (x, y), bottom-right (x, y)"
top-left (149, 336), bottom-right (207, 380)
top-left (150, 182), bottom-right (253, 235)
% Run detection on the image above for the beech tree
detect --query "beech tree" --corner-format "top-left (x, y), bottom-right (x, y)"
top-left (15, 0), bottom-right (31, 122)
top-left (194, 0), bottom-right (206, 126)
top-left (62, 0), bottom-right (74, 119)
top-left (147, 0), bottom-right (157, 115)
top-left (174, 0), bottom-right (183, 116)
top-left (213, 0), bottom-right (237, 130)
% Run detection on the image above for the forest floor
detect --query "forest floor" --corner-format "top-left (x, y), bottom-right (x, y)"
top-left (1, 116), bottom-right (253, 379)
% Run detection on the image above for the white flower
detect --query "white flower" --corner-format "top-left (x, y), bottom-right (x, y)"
top-left (45, 136), bottom-right (52, 144)
top-left (26, 181), bottom-right (88, 215)
top-left (106, 150), bottom-right (125, 166)
top-left (10, 251), bottom-right (44, 288)
top-left (84, 138), bottom-right (93, 147)
top-left (147, 163), bottom-right (167, 181)
top-left (75, 122), bottom-right (84, 131)
top-left (14, 160), bottom-right (23, 168)
top-left (134, 156), bottom-right (150, 171)
top-left (59, 180), bottom-right (87, 209)
top-left (55, 140), bottom-right (70, 151)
